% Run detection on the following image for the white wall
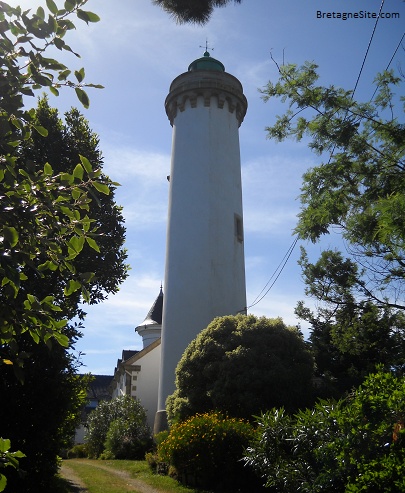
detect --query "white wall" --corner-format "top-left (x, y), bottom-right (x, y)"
top-left (130, 342), bottom-right (161, 431)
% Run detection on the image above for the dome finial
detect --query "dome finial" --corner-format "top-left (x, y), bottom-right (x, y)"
top-left (199, 38), bottom-right (213, 58)
top-left (189, 40), bottom-right (224, 72)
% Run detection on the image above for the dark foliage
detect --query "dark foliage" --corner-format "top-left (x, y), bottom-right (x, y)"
top-left (152, 0), bottom-right (242, 24)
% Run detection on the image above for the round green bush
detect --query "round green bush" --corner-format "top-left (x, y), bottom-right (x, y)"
top-left (167, 314), bottom-right (315, 424)
top-left (158, 412), bottom-right (263, 491)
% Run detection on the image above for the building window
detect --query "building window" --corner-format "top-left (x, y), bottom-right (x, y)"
top-left (234, 214), bottom-right (243, 242)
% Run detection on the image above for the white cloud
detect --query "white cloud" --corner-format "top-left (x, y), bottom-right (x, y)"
top-left (101, 146), bottom-right (170, 227)
top-left (103, 147), bottom-right (170, 182)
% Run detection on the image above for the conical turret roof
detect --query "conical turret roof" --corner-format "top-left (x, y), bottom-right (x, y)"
top-left (139, 286), bottom-right (163, 327)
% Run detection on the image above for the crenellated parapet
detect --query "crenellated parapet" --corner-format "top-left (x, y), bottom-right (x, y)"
top-left (165, 70), bottom-right (248, 127)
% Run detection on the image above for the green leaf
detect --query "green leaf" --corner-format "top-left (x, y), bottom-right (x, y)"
top-left (49, 85), bottom-right (59, 96)
top-left (86, 236), bottom-right (100, 252)
top-left (73, 163), bottom-right (84, 180)
top-left (82, 285), bottom-right (90, 303)
top-left (71, 187), bottom-right (81, 200)
top-left (77, 9), bottom-right (100, 24)
top-left (64, 279), bottom-right (81, 296)
top-left (86, 83), bottom-right (105, 89)
top-left (53, 331), bottom-right (69, 347)
top-left (46, 0), bottom-right (58, 14)
top-left (54, 319), bottom-right (67, 329)
top-left (93, 181), bottom-right (110, 195)
top-left (67, 235), bottom-right (85, 255)
top-left (82, 215), bottom-right (91, 232)
top-left (43, 162), bottom-right (53, 175)
top-left (30, 331), bottom-right (40, 344)
top-left (0, 473), bottom-right (7, 491)
top-left (12, 451), bottom-right (26, 459)
top-left (33, 124), bottom-right (48, 137)
top-left (75, 87), bottom-right (90, 108)
top-left (79, 154), bottom-right (92, 173)
top-left (0, 438), bottom-right (11, 453)
top-left (10, 118), bottom-right (23, 130)
top-left (54, 37), bottom-right (65, 50)
top-left (3, 226), bottom-right (19, 247)
top-left (60, 172), bottom-right (74, 185)
top-left (36, 6), bottom-right (45, 19)
top-left (64, 0), bottom-right (75, 11)
top-left (57, 68), bottom-right (71, 80)
top-left (74, 67), bottom-right (85, 83)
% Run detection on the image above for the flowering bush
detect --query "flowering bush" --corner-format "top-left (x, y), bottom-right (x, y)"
top-left (157, 412), bottom-right (263, 491)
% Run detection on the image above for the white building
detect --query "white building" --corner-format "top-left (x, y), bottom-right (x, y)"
top-left (110, 288), bottom-right (162, 430)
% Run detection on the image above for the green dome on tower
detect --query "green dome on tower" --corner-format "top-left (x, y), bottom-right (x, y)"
top-left (188, 51), bottom-right (225, 72)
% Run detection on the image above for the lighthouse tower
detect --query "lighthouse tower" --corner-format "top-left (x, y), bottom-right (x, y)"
top-left (155, 52), bottom-right (248, 432)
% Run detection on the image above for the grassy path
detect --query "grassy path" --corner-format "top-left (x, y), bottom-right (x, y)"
top-left (59, 459), bottom-right (197, 493)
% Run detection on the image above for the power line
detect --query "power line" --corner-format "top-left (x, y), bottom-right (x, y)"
top-left (370, 30), bottom-right (405, 101)
top-left (247, 236), bottom-right (298, 311)
top-left (352, 0), bottom-right (385, 98)
top-left (325, 0), bottom-right (386, 165)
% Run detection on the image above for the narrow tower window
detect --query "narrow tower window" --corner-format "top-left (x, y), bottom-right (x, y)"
top-left (234, 214), bottom-right (244, 242)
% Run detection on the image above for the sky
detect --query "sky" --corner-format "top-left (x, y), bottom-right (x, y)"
top-left (12, 0), bottom-right (405, 374)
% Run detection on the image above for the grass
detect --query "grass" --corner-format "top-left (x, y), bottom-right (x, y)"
top-left (57, 458), bottom-right (205, 493)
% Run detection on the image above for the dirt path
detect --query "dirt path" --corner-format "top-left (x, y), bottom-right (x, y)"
top-left (60, 463), bottom-right (88, 492)
top-left (60, 461), bottom-right (160, 493)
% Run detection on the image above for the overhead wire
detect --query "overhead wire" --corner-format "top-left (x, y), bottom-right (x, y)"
top-left (369, 30), bottom-right (405, 101)
top-left (247, 236), bottom-right (298, 311)
top-left (352, 0), bottom-right (385, 98)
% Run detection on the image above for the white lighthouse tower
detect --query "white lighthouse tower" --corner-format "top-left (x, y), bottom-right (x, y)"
top-left (155, 52), bottom-right (248, 432)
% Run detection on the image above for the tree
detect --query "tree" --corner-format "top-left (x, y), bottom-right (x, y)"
top-left (1, 0), bottom-right (105, 364)
top-left (261, 62), bottom-right (405, 394)
top-left (0, 1), bottom-right (113, 490)
top-left (18, 96), bottom-right (128, 318)
top-left (0, 97), bottom-right (127, 493)
top-left (262, 62), bottom-right (404, 311)
top-left (0, 332), bottom-right (91, 492)
top-left (152, 0), bottom-right (242, 24)
top-left (86, 395), bottom-right (152, 459)
top-left (296, 249), bottom-right (405, 398)
top-left (166, 314), bottom-right (315, 423)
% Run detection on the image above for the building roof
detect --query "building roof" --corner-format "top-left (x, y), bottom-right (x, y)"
top-left (122, 349), bottom-right (138, 361)
top-left (188, 51), bottom-right (225, 73)
top-left (138, 286), bottom-right (163, 327)
top-left (87, 374), bottom-right (113, 401)
top-left (123, 337), bottom-right (161, 367)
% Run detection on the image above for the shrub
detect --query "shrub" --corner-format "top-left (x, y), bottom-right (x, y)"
top-left (167, 315), bottom-right (315, 424)
top-left (158, 412), bottom-right (263, 491)
top-left (67, 444), bottom-right (88, 458)
top-left (245, 371), bottom-right (405, 493)
top-left (104, 418), bottom-right (153, 460)
top-left (86, 395), bottom-right (152, 459)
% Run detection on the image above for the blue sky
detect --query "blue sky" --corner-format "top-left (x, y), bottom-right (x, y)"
top-left (14, 0), bottom-right (405, 374)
